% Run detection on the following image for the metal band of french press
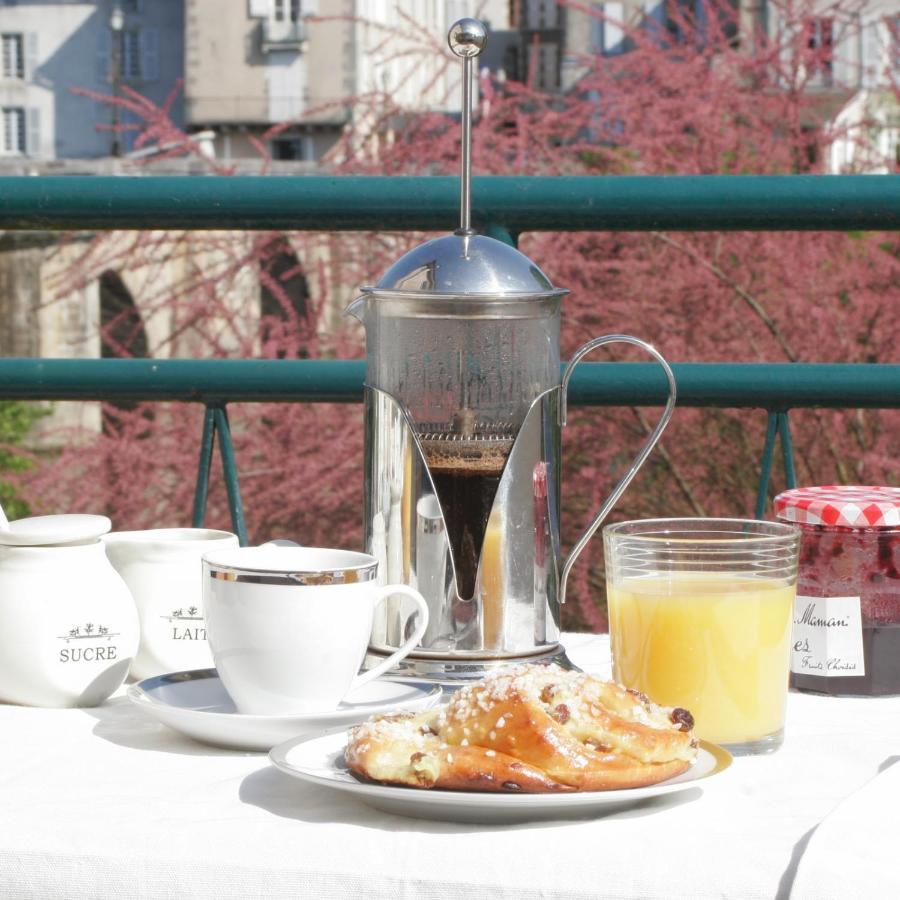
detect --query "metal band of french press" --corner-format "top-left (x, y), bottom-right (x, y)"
top-left (448, 18), bottom-right (487, 236)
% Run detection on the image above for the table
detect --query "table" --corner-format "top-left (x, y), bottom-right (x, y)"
top-left (1, 633), bottom-right (898, 900)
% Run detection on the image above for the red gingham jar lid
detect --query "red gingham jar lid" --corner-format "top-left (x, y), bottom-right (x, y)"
top-left (774, 485), bottom-right (900, 528)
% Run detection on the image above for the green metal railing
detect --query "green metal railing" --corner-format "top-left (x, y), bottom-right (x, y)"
top-left (1, 175), bottom-right (897, 233)
top-left (1, 175), bottom-right (898, 543)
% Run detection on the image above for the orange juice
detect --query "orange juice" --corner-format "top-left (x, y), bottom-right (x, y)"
top-left (607, 574), bottom-right (794, 745)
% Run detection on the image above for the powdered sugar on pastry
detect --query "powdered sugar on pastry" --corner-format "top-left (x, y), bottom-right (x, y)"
top-left (345, 664), bottom-right (698, 793)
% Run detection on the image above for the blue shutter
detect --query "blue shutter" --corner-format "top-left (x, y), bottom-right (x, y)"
top-left (24, 32), bottom-right (38, 82)
top-left (694, 0), bottom-right (708, 44)
top-left (861, 19), bottom-right (881, 88)
top-left (26, 107), bottom-right (40, 157)
top-left (140, 27), bottom-right (159, 82)
top-left (97, 27), bottom-right (112, 83)
top-left (831, 20), bottom-right (854, 88)
top-left (590, 4), bottom-right (604, 54)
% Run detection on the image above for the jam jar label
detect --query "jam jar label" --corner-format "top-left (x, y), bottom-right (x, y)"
top-left (791, 596), bottom-right (865, 678)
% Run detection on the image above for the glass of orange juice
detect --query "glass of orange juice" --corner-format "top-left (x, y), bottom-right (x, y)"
top-left (604, 518), bottom-right (801, 755)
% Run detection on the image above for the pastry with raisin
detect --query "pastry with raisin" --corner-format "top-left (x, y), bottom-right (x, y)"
top-left (345, 664), bottom-right (698, 793)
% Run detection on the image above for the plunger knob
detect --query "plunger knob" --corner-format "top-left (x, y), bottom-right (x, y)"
top-left (448, 18), bottom-right (487, 58)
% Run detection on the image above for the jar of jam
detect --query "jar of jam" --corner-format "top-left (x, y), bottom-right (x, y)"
top-left (774, 486), bottom-right (900, 696)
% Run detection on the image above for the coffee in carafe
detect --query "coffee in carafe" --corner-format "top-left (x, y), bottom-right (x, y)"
top-left (421, 430), bottom-right (512, 601)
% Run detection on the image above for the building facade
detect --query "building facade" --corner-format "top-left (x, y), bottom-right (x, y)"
top-left (184, 0), bottom-right (337, 162)
top-left (556, 0), bottom-right (898, 171)
top-left (0, 0), bottom-right (184, 161)
top-left (183, 0), bottom-right (511, 164)
top-left (1, 0), bottom-right (516, 167)
top-left (772, 0), bottom-right (898, 172)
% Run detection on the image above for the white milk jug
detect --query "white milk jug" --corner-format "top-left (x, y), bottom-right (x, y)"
top-left (103, 528), bottom-right (239, 680)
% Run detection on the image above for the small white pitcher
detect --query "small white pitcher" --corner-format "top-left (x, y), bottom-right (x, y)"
top-left (103, 528), bottom-right (239, 680)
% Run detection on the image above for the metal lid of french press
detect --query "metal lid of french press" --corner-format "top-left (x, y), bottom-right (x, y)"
top-left (356, 19), bottom-right (567, 311)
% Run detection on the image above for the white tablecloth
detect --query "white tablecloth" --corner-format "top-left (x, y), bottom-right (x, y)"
top-left (1, 633), bottom-right (898, 900)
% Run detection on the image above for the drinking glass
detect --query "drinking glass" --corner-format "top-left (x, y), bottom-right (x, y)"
top-left (603, 518), bottom-right (801, 755)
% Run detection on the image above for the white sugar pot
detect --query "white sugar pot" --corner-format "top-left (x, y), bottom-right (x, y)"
top-left (0, 514), bottom-right (139, 707)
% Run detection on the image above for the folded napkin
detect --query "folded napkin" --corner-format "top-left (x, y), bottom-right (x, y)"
top-left (790, 757), bottom-right (900, 900)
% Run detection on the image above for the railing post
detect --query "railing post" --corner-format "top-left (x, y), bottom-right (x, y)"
top-left (756, 410), bottom-right (797, 518)
top-left (484, 222), bottom-right (518, 248)
top-left (213, 406), bottom-right (248, 546)
top-left (192, 406), bottom-right (217, 528)
top-left (191, 403), bottom-right (248, 545)
top-left (755, 412), bottom-right (780, 519)
top-left (777, 412), bottom-right (797, 490)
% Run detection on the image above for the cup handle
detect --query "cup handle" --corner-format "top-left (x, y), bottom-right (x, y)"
top-left (350, 586), bottom-right (429, 689)
top-left (557, 334), bottom-right (677, 605)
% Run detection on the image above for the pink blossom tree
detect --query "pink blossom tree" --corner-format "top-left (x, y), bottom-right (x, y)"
top-left (18, 0), bottom-right (898, 630)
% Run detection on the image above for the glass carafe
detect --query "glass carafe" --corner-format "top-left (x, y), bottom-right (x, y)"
top-left (349, 233), bottom-right (565, 601)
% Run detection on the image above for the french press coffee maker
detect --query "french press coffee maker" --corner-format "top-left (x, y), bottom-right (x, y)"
top-left (350, 19), bottom-right (676, 682)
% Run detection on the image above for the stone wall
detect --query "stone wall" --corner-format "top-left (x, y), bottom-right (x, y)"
top-left (0, 226), bottom-right (359, 446)
top-left (0, 232), bottom-right (103, 442)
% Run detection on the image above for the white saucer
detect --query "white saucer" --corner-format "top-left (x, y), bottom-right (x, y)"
top-left (269, 731), bottom-right (732, 824)
top-left (127, 669), bottom-right (442, 752)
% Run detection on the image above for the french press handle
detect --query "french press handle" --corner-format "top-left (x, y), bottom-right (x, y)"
top-left (558, 335), bottom-right (677, 605)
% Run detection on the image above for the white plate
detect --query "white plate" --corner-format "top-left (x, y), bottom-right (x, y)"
top-left (127, 669), bottom-right (442, 752)
top-left (269, 731), bottom-right (733, 823)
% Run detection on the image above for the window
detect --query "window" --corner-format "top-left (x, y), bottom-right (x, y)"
top-left (1, 33), bottom-right (23, 79)
top-left (504, 44), bottom-right (521, 81)
top-left (121, 30), bottom-right (141, 79)
top-left (259, 240), bottom-right (310, 359)
top-left (524, 0), bottom-right (558, 30)
top-left (804, 18), bottom-right (834, 84)
top-left (100, 271), bottom-right (148, 360)
top-left (528, 41), bottom-right (559, 90)
top-left (1, 107), bottom-right (25, 154)
top-left (271, 137), bottom-right (311, 160)
top-left (273, 0), bottom-right (300, 22)
top-left (99, 270), bottom-right (150, 429)
top-left (543, 43), bottom-right (559, 89)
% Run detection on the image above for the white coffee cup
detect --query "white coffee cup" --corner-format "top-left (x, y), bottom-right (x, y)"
top-left (202, 546), bottom-right (429, 715)
top-left (103, 528), bottom-right (239, 680)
